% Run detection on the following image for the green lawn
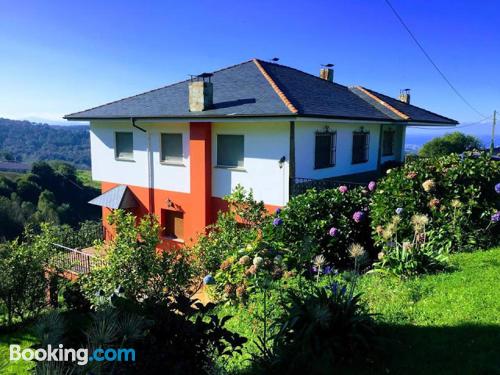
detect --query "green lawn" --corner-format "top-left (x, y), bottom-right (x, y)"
top-left (0, 325), bottom-right (36, 374)
top-left (353, 247), bottom-right (500, 374)
top-left (218, 248), bottom-right (500, 374)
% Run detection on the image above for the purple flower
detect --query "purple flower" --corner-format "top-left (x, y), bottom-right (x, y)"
top-left (495, 183), bottom-right (500, 194)
top-left (330, 282), bottom-right (339, 295)
top-left (328, 227), bottom-right (339, 237)
top-left (368, 181), bottom-right (377, 192)
top-left (353, 211), bottom-right (365, 223)
top-left (311, 266), bottom-right (318, 273)
top-left (323, 265), bottom-right (333, 275)
top-left (395, 207), bottom-right (403, 215)
top-left (275, 207), bottom-right (282, 215)
top-left (491, 211), bottom-right (500, 223)
top-left (338, 185), bottom-right (348, 194)
top-left (273, 217), bottom-right (283, 226)
top-left (203, 274), bottom-right (215, 285)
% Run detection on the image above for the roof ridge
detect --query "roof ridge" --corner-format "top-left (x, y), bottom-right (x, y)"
top-left (364, 87), bottom-right (459, 124)
top-left (252, 59), bottom-right (299, 114)
top-left (254, 58), bottom-right (354, 91)
top-left (65, 59), bottom-right (257, 119)
top-left (352, 86), bottom-right (410, 120)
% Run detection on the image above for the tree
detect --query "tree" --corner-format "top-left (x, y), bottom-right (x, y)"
top-left (419, 132), bottom-right (482, 157)
top-left (0, 240), bottom-right (48, 325)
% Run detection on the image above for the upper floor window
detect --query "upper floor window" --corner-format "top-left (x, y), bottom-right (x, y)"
top-left (217, 134), bottom-right (244, 168)
top-left (382, 129), bottom-right (395, 156)
top-left (115, 132), bottom-right (133, 160)
top-left (352, 130), bottom-right (369, 164)
top-left (161, 133), bottom-right (183, 163)
top-left (315, 131), bottom-right (336, 169)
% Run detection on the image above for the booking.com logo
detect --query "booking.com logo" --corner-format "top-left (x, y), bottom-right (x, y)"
top-left (10, 344), bottom-right (135, 366)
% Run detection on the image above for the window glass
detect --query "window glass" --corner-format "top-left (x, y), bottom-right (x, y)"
top-left (352, 131), bottom-right (369, 164)
top-left (217, 135), bottom-right (244, 167)
top-left (382, 130), bottom-right (395, 156)
top-left (161, 133), bottom-right (183, 162)
top-left (115, 132), bottom-right (133, 160)
top-left (315, 132), bottom-right (336, 169)
top-left (162, 209), bottom-right (184, 239)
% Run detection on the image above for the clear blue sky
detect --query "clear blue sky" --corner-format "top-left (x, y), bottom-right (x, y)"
top-left (0, 0), bottom-right (498, 137)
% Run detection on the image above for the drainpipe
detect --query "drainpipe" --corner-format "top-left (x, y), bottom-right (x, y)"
top-left (131, 118), bottom-right (154, 214)
top-left (376, 124), bottom-right (383, 175)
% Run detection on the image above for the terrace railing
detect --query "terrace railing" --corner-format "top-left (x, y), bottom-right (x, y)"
top-left (51, 243), bottom-right (106, 274)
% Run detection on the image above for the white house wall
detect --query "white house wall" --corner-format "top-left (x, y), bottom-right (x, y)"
top-left (211, 122), bottom-right (290, 206)
top-left (90, 120), bottom-right (190, 193)
top-left (295, 121), bottom-right (406, 179)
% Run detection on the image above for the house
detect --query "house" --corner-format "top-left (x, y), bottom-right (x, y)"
top-left (64, 59), bottom-right (457, 247)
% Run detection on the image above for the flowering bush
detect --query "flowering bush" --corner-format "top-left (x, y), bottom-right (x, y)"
top-left (275, 186), bottom-right (375, 269)
top-left (371, 152), bottom-right (500, 252)
top-left (373, 214), bottom-right (448, 277)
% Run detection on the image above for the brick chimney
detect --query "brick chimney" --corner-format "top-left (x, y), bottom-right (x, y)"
top-left (399, 89), bottom-right (411, 104)
top-left (320, 64), bottom-right (334, 82)
top-left (189, 73), bottom-right (213, 112)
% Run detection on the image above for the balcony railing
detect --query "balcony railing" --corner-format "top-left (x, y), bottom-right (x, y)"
top-left (51, 243), bottom-right (106, 274)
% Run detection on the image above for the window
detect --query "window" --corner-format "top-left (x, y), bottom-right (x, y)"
top-left (314, 131), bottom-right (336, 169)
top-left (382, 129), bottom-right (395, 156)
top-left (217, 134), bottom-right (244, 167)
top-left (115, 132), bottom-right (133, 160)
top-left (352, 130), bottom-right (370, 164)
top-left (161, 133), bottom-right (183, 163)
top-left (161, 209), bottom-right (184, 239)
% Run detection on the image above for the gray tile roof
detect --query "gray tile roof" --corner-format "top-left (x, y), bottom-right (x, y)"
top-left (88, 185), bottom-right (138, 209)
top-left (65, 59), bottom-right (458, 125)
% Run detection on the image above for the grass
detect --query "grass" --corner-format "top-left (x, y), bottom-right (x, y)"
top-left (76, 169), bottom-right (100, 189)
top-left (217, 248), bottom-right (500, 374)
top-left (0, 325), bottom-right (36, 374)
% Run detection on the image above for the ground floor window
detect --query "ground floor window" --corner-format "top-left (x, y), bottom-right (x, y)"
top-left (161, 209), bottom-right (184, 239)
top-left (382, 129), bottom-right (395, 156)
top-left (352, 130), bottom-right (370, 164)
top-left (315, 130), bottom-right (336, 169)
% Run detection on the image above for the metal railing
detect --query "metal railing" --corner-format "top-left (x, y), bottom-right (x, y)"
top-left (51, 243), bottom-right (106, 274)
top-left (290, 177), bottom-right (366, 196)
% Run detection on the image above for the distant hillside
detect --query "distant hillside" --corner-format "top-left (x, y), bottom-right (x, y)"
top-left (0, 118), bottom-right (90, 169)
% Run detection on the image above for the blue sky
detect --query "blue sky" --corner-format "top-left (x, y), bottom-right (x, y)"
top-left (0, 0), bottom-right (498, 138)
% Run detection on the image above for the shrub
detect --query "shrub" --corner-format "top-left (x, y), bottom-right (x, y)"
top-left (277, 186), bottom-right (375, 269)
top-left (80, 210), bottom-right (193, 306)
top-left (371, 152), bottom-right (500, 252)
top-left (33, 291), bottom-right (247, 374)
top-left (373, 214), bottom-right (448, 277)
top-left (251, 283), bottom-right (376, 373)
top-left (0, 240), bottom-right (48, 326)
top-left (419, 131), bottom-right (482, 157)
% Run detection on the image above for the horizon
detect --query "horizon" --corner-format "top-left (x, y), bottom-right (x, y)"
top-left (1, 0), bottom-right (498, 140)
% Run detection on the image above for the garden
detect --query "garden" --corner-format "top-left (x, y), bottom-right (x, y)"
top-left (0, 152), bottom-right (499, 374)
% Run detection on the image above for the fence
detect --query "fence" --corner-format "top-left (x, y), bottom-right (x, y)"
top-left (51, 243), bottom-right (106, 274)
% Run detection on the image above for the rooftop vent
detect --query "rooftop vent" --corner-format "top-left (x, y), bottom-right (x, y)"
top-left (320, 63), bottom-right (334, 82)
top-left (189, 73), bottom-right (213, 112)
top-left (399, 89), bottom-right (410, 104)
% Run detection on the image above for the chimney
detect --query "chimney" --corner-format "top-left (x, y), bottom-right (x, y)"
top-left (399, 89), bottom-right (411, 104)
top-left (320, 64), bottom-right (334, 82)
top-left (189, 73), bottom-right (213, 112)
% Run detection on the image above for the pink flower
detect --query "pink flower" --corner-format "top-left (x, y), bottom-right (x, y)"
top-left (328, 227), bottom-right (339, 237)
top-left (339, 185), bottom-right (348, 194)
top-left (368, 181), bottom-right (376, 191)
top-left (353, 211), bottom-right (365, 223)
